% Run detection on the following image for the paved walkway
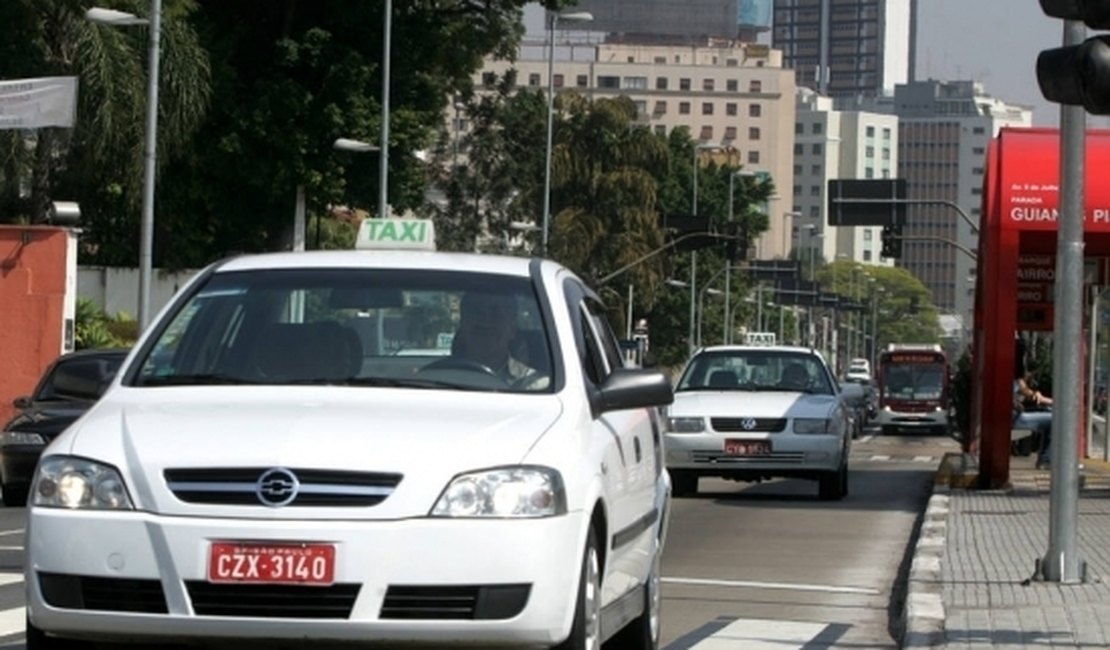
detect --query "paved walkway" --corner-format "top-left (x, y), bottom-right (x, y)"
top-left (904, 446), bottom-right (1110, 649)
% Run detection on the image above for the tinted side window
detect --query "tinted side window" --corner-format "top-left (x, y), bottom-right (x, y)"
top-left (579, 310), bottom-right (607, 386)
top-left (585, 299), bottom-right (624, 373)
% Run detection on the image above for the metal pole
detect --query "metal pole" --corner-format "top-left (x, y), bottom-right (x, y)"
top-left (1088, 287), bottom-right (1098, 455)
top-left (626, 284), bottom-right (633, 339)
top-left (379, 0), bottom-right (392, 219)
top-left (689, 148), bottom-right (699, 355)
top-left (542, 13), bottom-right (557, 255)
top-left (726, 173), bottom-right (734, 345)
top-left (137, 0), bottom-right (162, 330)
top-left (1040, 18), bottom-right (1086, 585)
top-left (756, 283), bottom-right (763, 333)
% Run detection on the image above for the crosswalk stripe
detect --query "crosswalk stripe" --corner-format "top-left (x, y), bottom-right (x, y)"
top-left (686, 617), bottom-right (830, 649)
top-left (0, 531), bottom-right (24, 538)
top-left (663, 576), bottom-right (879, 595)
top-left (913, 455), bottom-right (934, 463)
top-left (0, 608), bottom-right (23, 638)
top-left (869, 454), bottom-right (891, 461)
top-left (0, 574), bottom-right (21, 588)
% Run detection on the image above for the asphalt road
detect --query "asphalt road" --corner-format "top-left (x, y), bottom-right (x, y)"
top-left (0, 428), bottom-right (959, 649)
top-left (657, 427), bottom-right (960, 649)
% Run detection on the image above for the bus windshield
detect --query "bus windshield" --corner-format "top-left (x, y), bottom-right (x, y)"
top-left (881, 362), bottom-right (945, 401)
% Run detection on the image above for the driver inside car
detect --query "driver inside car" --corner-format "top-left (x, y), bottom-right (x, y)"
top-left (451, 291), bottom-right (538, 384)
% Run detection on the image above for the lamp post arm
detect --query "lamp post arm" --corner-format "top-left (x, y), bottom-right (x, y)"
top-left (898, 235), bottom-right (979, 261)
top-left (597, 232), bottom-right (733, 285)
top-left (828, 197), bottom-right (979, 233)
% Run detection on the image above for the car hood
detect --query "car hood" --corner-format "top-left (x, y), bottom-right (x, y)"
top-left (51, 386), bottom-right (564, 519)
top-left (3, 403), bottom-right (91, 438)
top-left (668, 390), bottom-right (839, 418)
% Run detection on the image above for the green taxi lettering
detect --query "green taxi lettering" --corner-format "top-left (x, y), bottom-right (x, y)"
top-left (365, 220), bottom-right (426, 243)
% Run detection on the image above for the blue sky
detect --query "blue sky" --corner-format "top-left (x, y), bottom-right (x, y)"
top-left (524, 1), bottom-right (1102, 127)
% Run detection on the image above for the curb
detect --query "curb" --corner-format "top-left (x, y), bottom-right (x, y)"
top-left (901, 479), bottom-right (951, 648)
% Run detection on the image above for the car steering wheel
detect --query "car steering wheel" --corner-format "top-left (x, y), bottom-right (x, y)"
top-left (420, 357), bottom-right (502, 378)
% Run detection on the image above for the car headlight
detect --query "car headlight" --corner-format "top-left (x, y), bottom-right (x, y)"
top-left (794, 418), bottom-right (832, 434)
top-left (1, 431), bottom-right (47, 446)
top-left (431, 466), bottom-right (566, 518)
top-left (32, 456), bottom-right (134, 510)
top-left (666, 417), bottom-right (705, 433)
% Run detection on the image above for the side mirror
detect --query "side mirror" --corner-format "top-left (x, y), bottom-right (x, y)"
top-left (596, 368), bottom-right (673, 416)
top-left (12, 396), bottom-right (31, 409)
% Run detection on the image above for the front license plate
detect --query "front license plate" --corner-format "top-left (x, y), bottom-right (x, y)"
top-left (208, 542), bottom-right (336, 586)
top-left (724, 439), bottom-right (770, 456)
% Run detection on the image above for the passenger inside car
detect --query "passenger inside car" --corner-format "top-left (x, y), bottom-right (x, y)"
top-left (448, 292), bottom-right (537, 383)
top-left (780, 362), bottom-right (811, 391)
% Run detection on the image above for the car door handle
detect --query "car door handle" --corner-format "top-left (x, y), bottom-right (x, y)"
top-left (634, 436), bottom-right (642, 463)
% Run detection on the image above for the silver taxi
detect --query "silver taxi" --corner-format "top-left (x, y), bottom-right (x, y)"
top-left (24, 220), bottom-right (674, 649)
top-left (664, 345), bottom-right (850, 500)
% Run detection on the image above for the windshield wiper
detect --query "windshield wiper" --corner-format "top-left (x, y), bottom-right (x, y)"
top-left (282, 376), bottom-right (489, 391)
top-left (139, 373), bottom-right (253, 387)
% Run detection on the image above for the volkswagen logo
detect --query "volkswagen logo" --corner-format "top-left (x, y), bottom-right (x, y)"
top-left (256, 468), bottom-right (299, 507)
top-left (740, 417), bottom-right (758, 431)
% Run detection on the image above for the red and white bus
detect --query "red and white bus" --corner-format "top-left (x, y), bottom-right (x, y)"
top-left (875, 344), bottom-right (951, 436)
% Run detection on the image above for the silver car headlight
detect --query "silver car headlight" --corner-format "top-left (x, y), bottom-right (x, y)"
top-left (1, 431), bottom-right (47, 446)
top-left (794, 418), bottom-right (833, 434)
top-left (32, 456), bottom-right (134, 510)
top-left (431, 466), bottom-right (566, 518)
top-left (666, 417), bottom-right (706, 433)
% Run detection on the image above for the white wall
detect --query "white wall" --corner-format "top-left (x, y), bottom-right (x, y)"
top-left (78, 266), bottom-right (200, 318)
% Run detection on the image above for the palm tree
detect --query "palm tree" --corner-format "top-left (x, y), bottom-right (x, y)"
top-left (0, 0), bottom-right (210, 236)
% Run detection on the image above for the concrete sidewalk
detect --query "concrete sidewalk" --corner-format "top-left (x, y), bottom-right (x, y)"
top-left (903, 450), bottom-right (1110, 648)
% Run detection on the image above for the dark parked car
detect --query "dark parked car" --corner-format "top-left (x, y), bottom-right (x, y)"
top-left (0, 348), bottom-right (128, 506)
top-left (839, 381), bottom-right (870, 440)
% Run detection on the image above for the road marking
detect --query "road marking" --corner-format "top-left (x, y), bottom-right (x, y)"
top-left (869, 454), bottom-right (891, 461)
top-left (0, 531), bottom-right (23, 538)
top-left (0, 574), bottom-right (21, 588)
top-left (0, 547), bottom-right (22, 552)
top-left (913, 455), bottom-right (934, 463)
top-left (666, 617), bottom-right (847, 650)
top-left (858, 434), bottom-right (875, 443)
top-left (663, 576), bottom-right (880, 595)
top-left (0, 607), bottom-right (23, 638)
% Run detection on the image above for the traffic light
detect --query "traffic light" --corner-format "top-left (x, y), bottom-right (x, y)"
top-left (1036, 1), bottom-right (1110, 114)
top-left (725, 221), bottom-right (749, 261)
top-left (880, 223), bottom-right (902, 259)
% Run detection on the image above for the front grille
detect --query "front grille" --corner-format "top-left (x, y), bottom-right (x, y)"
top-left (711, 418), bottom-right (788, 433)
top-left (165, 467), bottom-right (402, 506)
top-left (691, 450), bottom-right (806, 464)
top-left (381, 584), bottom-right (531, 620)
top-left (39, 573), bottom-right (168, 613)
top-left (185, 581), bottom-right (360, 618)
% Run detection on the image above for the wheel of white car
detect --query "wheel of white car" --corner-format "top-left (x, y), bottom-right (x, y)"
top-left (607, 540), bottom-right (661, 649)
top-left (554, 527), bottom-right (602, 650)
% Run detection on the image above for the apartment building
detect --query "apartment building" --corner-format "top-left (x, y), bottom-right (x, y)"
top-left (773, 0), bottom-right (915, 98)
top-left (475, 40), bottom-right (798, 258)
top-left (569, 0), bottom-right (772, 42)
top-left (794, 89), bottom-right (898, 268)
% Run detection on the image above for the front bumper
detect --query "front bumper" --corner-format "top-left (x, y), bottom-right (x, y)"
top-left (664, 433), bottom-right (843, 476)
top-left (876, 409), bottom-right (948, 430)
top-left (27, 508), bottom-right (586, 646)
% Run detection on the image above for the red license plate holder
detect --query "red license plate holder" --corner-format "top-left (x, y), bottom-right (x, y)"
top-left (724, 439), bottom-right (771, 456)
top-left (208, 542), bottom-right (336, 586)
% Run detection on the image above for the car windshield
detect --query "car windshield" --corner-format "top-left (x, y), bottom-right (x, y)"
top-left (676, 350), bottom-right (835, 395)
top-left (131, 268), bottom-right (555, 394)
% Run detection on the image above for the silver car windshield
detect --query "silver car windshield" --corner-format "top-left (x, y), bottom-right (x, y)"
top-left (676, 350), bottom-right (835, 395)
top-left (131, 269), bottom-right (555, 394)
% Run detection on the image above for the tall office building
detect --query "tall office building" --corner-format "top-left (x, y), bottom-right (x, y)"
top-left (773, 0), bottom-right (916, 98)
top-left (569, 0), bottom-right (773, 43)
top-left (893, 81), bottom-right (1030, 342)
top-left (475, 41), bottom-right (798, 258)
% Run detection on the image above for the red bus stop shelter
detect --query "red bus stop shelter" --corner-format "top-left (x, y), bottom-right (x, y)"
top-left (973, 126), bottom-right (1110, 488)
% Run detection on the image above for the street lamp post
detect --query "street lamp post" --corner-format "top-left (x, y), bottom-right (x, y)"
top-left (542, 11), bottom-right (593, 256)
top-left (86, 3), bottom-right (161, 330)
top-left (379, 0), bottom-right (392, 219)
top-left (726, 170), bottom-right (756, 345)
top-left (690, 143), bottom-right (725, 354)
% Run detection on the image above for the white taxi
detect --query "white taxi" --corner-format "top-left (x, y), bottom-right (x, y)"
top-left (664, 345), bottom-right (850, 500)
top-left (24, 220), bottom-right (674, 649)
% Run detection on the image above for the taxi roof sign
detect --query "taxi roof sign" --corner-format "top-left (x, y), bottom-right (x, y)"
top-left (744, 332), bottom-right (777, 346)
top-left (356, 218), bottom-right (436, 251)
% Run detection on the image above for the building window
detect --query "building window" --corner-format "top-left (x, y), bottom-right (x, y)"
top-left (653, 101), bottom-right (667, 115)
top-left (554, 74), bottom-right (564, 88)
top-left (726, 103), bottom-right (738, 116)
top-left (748, 150), bottom-right (760, 164)
top-left (679, 102), bottom-right (691, 115)
top-left (725, 126), bottom-right (738, 140)
top-left (598, 76), bottom-right (620, 89)
top-left (700, 126), bottom-right (714, 140)
top-left (750, 80), bottom-right (762, 92)
top-left (865, 146), bottom-right (875, 157)
top-left (809, 205), bottom-right (820, 218)
top-left (972, 126), bottom-right (986, 135)
top-left (883, 127), bottom-right (892, 139)
top-left (812, 122), bottom-right (823, 134)
top-left (703, 79), bottom-right (715, 91)
top-left (794, 143), bottom-right (803, 155)
top-left (727, 79), bottom-right (739, 91)
top-left (863, 230), bottom-right (873, 241)
top-left (865, 167), bottom-right (874, 178)
top-left (866, 126), bottom-right (875, 137)
top-left (653, 56), bottom-right (666, 64)
top-left (811, 164), bottom-right (821, 175)
top-left (749, 104), bottom-right (762, 118)
top-left (795, 122), bottom-right (803, 134)
top-left (481, 72), bottom-right (496, 86)
top-left (882, 148), bottom-right (891, 160)
top-left (576, 75), bottom-right (588, 87)
top-left (528, 73), bottom-right (541, 86)
top-left (726, 58), bottom-right (739, 67)
top-left (680, 78), bottom-right (691, 91)
top-left (972, 187), bottom-right (983, 195)
top-left (793, 185), bottom-right (801, 196)
top-left (972, 167), bottom-right (984, 175)
top-left (973, 147), bottom-right (985, 155)
top-left (863, 250), bottom-right (872, 262)
top-left (749, 127), bottom-right (761, 140)
top-left (810, 185), bottom-right (821, 197)
top-left (702, 102), bottom-right (714, 115)
top-left (624, 76), bottom-right (648, 90)
top-left (654, 125), bottom-right (667, 136)
top-left (656, 77), bottom-right (668, 90)
top-left (811, 143), bottom-right (822, 155)
top-left (794, 164), bottom-right (803, 175)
